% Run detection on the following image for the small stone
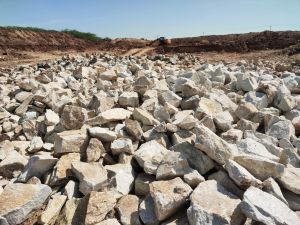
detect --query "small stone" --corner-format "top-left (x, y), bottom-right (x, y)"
top-left (54, 130), bottom-right (87, 155)
top-left (27, 136), bottom-right (44, 153)
top-left (266, 120), bottom-right (295, 140)
top-left (86, 138), bottom-right (105, 162)
top-left (235, 103), bottom-right (258, 120)
top-left (39, 194), bottom-right (67, 225)
top-left (236, 138), bottom-right (278, 161)
top-left (18, 154), bottom-right (58, 182)
top-left (134, 140), bottom-right (169, 175)
top-left (183, 169), bottom-right (205, 188)
top-left (159, 90), bottom-right (182, 107)
top-left (150, 177), bottom-right (192, 221)
top-left (111, 138), bottom-right (134, 155)
top-left (156, 151), bottom-right (191, 180)
top-left (88, 127), bottom-right (117, 142)
top-left (88, 108), bottom-right (132, 125)
top-left (196, 97), bottom-right (223, 118)
top-left (133, 108), bottom-right (159, 126)
top-left (85, 191), bottom-right (117, 225)
top-left (71, 161), bottom-right (108, 195)
top-left (213, 111), bottom-right (234, 131)
top-left (277, 167), bottom-right (300, 195)
top-left (262, 177), bottom-right (288, 205)
top-left (0, 150), bottom-right (27, 179)
top-left (61, 105), bottom-right (87, 130)
top-left (135, 173), bottom-right (156, 196)
top-left (44, 109), bottom-right (60, 126)
top-left (221, 128), bottom-right (243, 143)
top-left (116, 195), bottom-right (141, 225)
top-left (237, 76), bottom-right (258, 92)
top-left (225, 159), bottom-right (262, 189)
top-left (119, 91), bottom-right (139, 107)
top-left (50, 153), bottom-right (80, 185)
top-left (105, 163), bottom-right (135, 195)
top-left (139, 195), bottom-right (160, 225)
top-left (234, 154), bottom-right (284, 180)
top-left (194, 124), bottom-right (237, 165)
top-left (244, 91), bottom-right (269, 109)
top-left (125, 118), bottom-right (143, 140)
top-left (172, 142), bottom-right (215, 175)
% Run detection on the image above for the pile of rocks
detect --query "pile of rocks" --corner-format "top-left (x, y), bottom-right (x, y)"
top-left (0, 53), bottom-right (300, 225)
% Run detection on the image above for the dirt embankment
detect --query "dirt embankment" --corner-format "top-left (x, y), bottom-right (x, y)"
top-left (0, 28), bottom-right (107, 52)
top-left (1, 28), bottom-right (300, 54)
top-left (159, 31), bottom-right (300, 54)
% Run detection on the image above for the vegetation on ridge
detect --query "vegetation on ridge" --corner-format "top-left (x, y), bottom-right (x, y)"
top-left (0, 26), bottom-right (111, 41)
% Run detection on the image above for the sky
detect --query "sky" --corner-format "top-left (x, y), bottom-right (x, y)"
top-left (0, 0), bottom-right (300, 39)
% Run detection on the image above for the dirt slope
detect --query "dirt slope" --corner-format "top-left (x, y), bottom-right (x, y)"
top-left (159, 31), bottom-right (300, 53)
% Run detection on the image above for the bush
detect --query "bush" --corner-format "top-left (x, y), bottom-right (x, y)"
top-left (1, 26), bottom-right (57, 32)
top-left (62, 29), bottom-right (103, 41)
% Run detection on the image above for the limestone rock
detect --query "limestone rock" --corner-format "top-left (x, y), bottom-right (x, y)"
top-left (88, 127), bottom-right (117, 142)
top-left (0, 183), bottom-right (51, 225)
top-left (156, 151), bottom-right (191, 180)
top-left (172, 142), bottom-right (215, 175)
top-left (111, 138), bottom-right (134, 155)
top-left (116, 195), bottom-right (141, 225)
top-left (225, 159), bottom-right (262, 189)
top-left (27, 136), bottom-right (44, 153)
top-left (187, 180), bottom-right (245, 225)
top-left (39, 194), bottom-right (67, 225)
top-left (133, 108), bottom-right (159, 126)
top-left (234, 154), bottom-right (284, 180)
top-left (119, 91), bottom-right (139, 107)
top-left (105, 163), bottom-right (135, 195)
top-left (18, 154), bottom-right (58, 182)
top-left (125, 118), bottom-right (143, 140)
top-left (71, 161), bottom-right (108, 195)
top-left (0, 150), bottom-right (27, 179)
top-left (241, 187), bottom-right (299, 225)
top-left (236, 138), bottom-right (278, 161)
top-left (44, 109), bottom-right (60, 126)
top-left (86, 138), bottom-right (105, 162)
top-left (149, 177), bottom-right (192, 221)
top-left (61, 105), bottom-right (87, 130)
top-left (50, 153), bottom-right (80, 185)
top-left (134, 173), bottom-right (156, 196)
top-left (54, 130), bottom-right (87, 155)
top-left (139, 195), bottom-right (160, 225)
top-left (262, 177), bottom-right (288, 205)
top-left (277, 167), bottom-right (300, 195)
top-left (85, 191), bottom-right (117, 225)
top-left (194, 124), bottom-right (237, 165)
top-left (134, 140), bottom-right (169, 175)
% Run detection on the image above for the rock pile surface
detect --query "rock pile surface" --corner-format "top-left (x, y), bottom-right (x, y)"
top-left (0, 54), bottom-right (300, 224)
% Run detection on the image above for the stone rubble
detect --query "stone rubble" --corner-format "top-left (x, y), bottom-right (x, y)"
top-left (0, 53), bottom-right (299, 224)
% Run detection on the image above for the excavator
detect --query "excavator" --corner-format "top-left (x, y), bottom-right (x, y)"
top-left (158, 37), bottom-right (171, 45)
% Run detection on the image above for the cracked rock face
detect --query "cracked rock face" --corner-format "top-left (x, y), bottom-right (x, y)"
top-left (0, 53), bottom-right (300, 224)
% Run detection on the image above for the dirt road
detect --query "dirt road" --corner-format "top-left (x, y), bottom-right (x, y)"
top-left (122, 47), bottom-right (155, 56)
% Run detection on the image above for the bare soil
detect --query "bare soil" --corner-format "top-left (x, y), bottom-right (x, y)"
top-left (1, 28), bottom-right (300, 68)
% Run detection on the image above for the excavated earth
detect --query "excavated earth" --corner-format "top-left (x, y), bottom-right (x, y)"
top-left (0, 51), bottom-right (300, 225)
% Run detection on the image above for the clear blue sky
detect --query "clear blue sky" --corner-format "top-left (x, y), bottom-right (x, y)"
top-left (0, 0), bottom-right (299, 39)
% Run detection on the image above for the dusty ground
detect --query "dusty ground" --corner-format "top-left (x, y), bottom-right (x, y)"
top-left (1, 48), bottom-right (299, 70)
top-left (1, 28), bottom-right (300, 68)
